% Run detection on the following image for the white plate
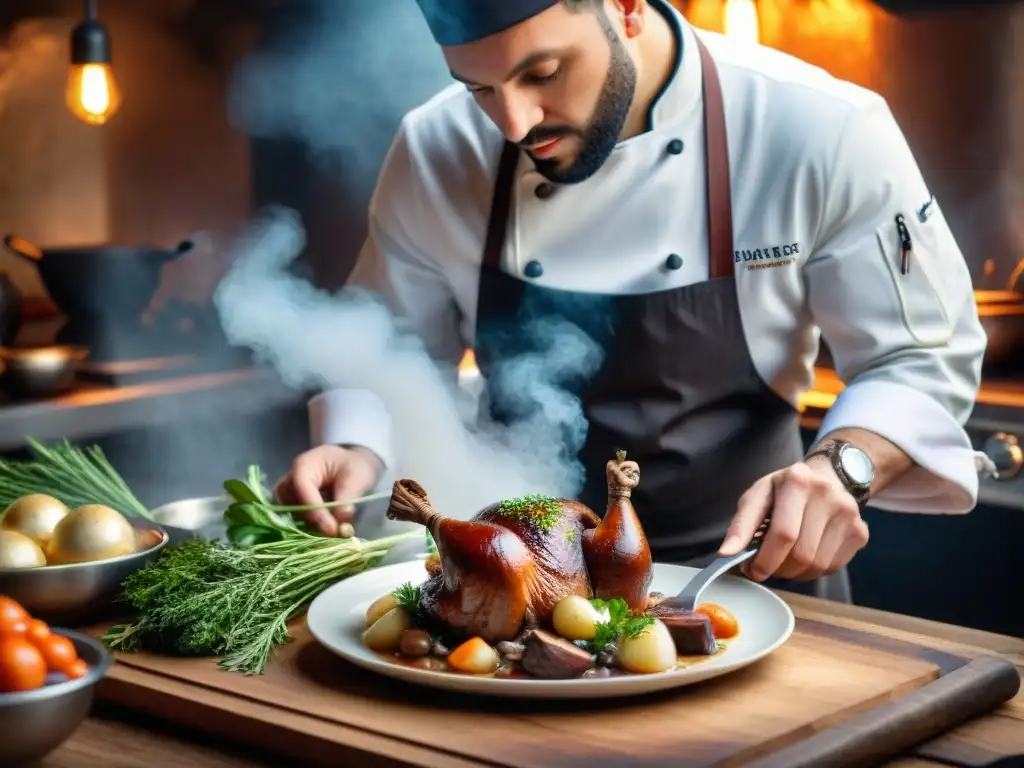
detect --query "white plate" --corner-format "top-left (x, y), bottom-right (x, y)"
top-left (307, 560), bottom-right (795, 699)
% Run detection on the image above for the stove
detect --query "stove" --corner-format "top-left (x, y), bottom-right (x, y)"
top-left (966, 399), bottom-right (1024, 510)
top-left (13, 301), bottom-right (253, 386)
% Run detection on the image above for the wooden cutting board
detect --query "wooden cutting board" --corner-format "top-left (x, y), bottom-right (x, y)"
top-left (87, 613), bottom-right (1020, 768)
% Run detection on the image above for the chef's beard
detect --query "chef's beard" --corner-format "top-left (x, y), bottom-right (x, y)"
top-left (525, 24), bottom-right (637, 185)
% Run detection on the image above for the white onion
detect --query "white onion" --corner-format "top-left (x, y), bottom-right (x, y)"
top-left (1, 494), bottom-right (69, 547)
top-left (362, 607), bottom-right (413, 651)
top-left (47, 504), bottom-right (138, 565)
top-left (0, 529), bottom-right (48, 569)
top-left (618, 620), bottom-right (678, 674)
top-left (552, 595), bottom-right (609, 641)
top-left (365, 593), bottom-right (399, 627)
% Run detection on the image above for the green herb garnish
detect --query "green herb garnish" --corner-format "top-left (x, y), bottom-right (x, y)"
top-left (496, 493), bottom-right (562, 533)
top-left (103, 529), bottom-right (418, 675)
top-left (0, 438), bottom-right (152, 519)
top-left (566, 529), bottom-right (576, 544)
top-left (221, 464), bottom-right (391, 547)
top-left (585, 598), bottom-right (655, 654)
top-left (392, 581), bottom-right (422, 614)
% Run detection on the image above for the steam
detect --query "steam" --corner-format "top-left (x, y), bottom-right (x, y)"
top-left (218, 2), bottom-right (606, 518)
top-left (213, 207), bottom-right (603, 519)
top-left (227, 0), bottom-right (454, 195)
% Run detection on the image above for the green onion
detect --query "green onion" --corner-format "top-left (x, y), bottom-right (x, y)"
top-left (0, 438), bottom-right (152, 519)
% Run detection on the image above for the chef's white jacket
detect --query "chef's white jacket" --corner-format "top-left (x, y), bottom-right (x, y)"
top-left (309, 11), bottom-right (987, 514)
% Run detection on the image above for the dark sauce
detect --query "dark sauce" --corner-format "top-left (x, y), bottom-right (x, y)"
top-left (374, 636), bottom-right (735, 680)
top-left (369, 590), bottom-right (738, 680)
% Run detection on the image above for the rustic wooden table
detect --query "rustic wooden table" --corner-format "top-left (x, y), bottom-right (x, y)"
top-left (41, 593), bottom-right (1024, 768)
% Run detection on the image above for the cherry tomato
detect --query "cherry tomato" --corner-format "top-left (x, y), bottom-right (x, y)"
top-left (39, 634), bottom-right (78, 675)
top-left (0, 597), bottom-right (29, 634)
top-left (695, 603), bottom-right (740, 639)
top-left (0, 619), bottom-right (28, 639)
top-left (0, 636), bottom-right (47, 693)
top-left (65, 658), bottom-right (89, 680)
top-left (24, 618), bottom-right (51, 648)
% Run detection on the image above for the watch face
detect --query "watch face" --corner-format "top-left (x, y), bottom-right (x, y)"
top-left (839, 445), bottom-right (874, 487)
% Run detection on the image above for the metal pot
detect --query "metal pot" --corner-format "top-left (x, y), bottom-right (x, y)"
top-left (2, 235), bottom-right (192, 319)
top-left (0, 345), bottom-right (89, 399)
top-left (975, 290), bottom-right (1024, 375)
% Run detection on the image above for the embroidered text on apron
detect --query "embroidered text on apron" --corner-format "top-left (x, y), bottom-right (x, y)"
top-left (472, 36), bottom-right (851, 602)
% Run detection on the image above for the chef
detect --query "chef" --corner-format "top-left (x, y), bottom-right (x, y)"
top-left (274, 0), bottom-right (987, 601)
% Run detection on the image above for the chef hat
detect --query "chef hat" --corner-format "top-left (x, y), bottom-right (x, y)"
top-left (414, 0), bottom-right (561, 46)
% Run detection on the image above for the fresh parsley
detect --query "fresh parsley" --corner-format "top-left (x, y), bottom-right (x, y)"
top-left (585, 598), bottom-right (655, 654)
top-left (222, 464), bottom-right (392, 547)
top-left (392, 581), bottom-right (422, 614)
top-left (495, 494), bottom-right (562, 533)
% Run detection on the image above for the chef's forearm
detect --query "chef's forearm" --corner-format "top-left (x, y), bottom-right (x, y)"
top-left (809, 427), bottom-right (914, 496)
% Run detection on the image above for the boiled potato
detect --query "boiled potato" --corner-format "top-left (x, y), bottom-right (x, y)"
top-left (0, 529), bottom-right (47, 569)
top-left (552, 595), bottom-right (609, 641)
top-left (362, 606), bottom-right (413, 651)
top-left (47, 504), bottom-right (137, 565)
top-left (1, 494), bottom-right (69, 547)
top-left (365, 593), bottom-right (398, 627)
top-left (618, 620), bottom-right (678, 674)
top-left (447, 637), bottom-right (500, 675)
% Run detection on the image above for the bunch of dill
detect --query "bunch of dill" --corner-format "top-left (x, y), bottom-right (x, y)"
top-left (103, 532), bottom-right (416, 675)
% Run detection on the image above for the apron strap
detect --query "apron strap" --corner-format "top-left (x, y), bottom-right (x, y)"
top-left (483, 141), bottom-right (521, 271)
top-left (695, 35), bottom-right (735, 280)
top-left (482, 34), bottom-right (734, 279)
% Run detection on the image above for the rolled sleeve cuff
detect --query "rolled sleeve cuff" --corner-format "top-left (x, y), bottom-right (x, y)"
top-left (814, 380), bottom-right (981, 514)
top-left (307, 388), bottom-right (394, 471)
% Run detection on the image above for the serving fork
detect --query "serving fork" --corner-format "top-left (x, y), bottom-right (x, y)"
top-left (658, 515), bottom-right (773, 613)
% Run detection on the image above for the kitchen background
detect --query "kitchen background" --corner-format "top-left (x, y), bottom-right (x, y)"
top-left (0, 0), bottom-right (1021, 635)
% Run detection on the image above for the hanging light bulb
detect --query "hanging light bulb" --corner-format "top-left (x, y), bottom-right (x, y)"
top-left (66, 0), bottom-right (122, 125)
top-left (723, 0), bottom-right (761, 45)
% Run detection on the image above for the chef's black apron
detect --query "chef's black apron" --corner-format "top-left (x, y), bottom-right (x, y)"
top-left (472, 37), bottom-right (851, 602)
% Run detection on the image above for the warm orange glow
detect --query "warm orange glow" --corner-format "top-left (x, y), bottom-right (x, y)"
top-left (1007, 259), bottom-right (1024, 292)
top-left (769, 0), bottom-right (874, 45)
top-left (723, 0), bottom-right (760, 44)
top-left (66, 62), bottom-right (122, 126)
top-left (677, 0), bottom-right (882, 88)
top-left (459, 348), bottom-right (479, 375)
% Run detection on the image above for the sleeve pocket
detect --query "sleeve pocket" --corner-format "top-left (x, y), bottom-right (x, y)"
top-left (873, 207), bottom-right (956, 347)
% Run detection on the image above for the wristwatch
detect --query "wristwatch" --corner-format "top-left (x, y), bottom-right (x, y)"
top-left (805, 439), bottom-right (875, 505)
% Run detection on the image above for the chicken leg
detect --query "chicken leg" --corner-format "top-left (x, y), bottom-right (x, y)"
top-left (386, 480), bottom-right (538, 642)
top-left (582, 451), bottom-right (654, 614)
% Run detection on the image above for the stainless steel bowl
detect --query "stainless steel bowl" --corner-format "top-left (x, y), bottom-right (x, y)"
top-left (148, 494), bottom-right (425, 564)
top-left (0, 517), bottom-right (168, 624)
top-left (150, 495), bottom-right (230, 546)
top-left (0, 345), bottom-right (89, 399)
top-left (0, 629), bottom-right (113, 765)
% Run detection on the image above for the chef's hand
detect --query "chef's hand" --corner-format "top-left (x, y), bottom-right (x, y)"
top-left (273, 445), bottom-right (383, 537)
top-left (717, 456), bottom-right (870, 582)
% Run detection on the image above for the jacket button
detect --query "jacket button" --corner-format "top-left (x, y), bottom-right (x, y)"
top-left (665, 253), bottom-right (683, 270)
top-left (667, 139), bottom-right (684, 155)
top-left (534, 182), bottom-right (555, 199)
top-left (524, 260), bottom-right (544, 278)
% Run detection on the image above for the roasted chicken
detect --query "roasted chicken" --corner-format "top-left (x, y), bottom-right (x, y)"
top-left (385, 451), bottom-right (654, 643)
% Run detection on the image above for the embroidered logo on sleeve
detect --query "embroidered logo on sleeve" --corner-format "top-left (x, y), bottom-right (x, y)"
top-left (734, 243), bottom-right (799, 271)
